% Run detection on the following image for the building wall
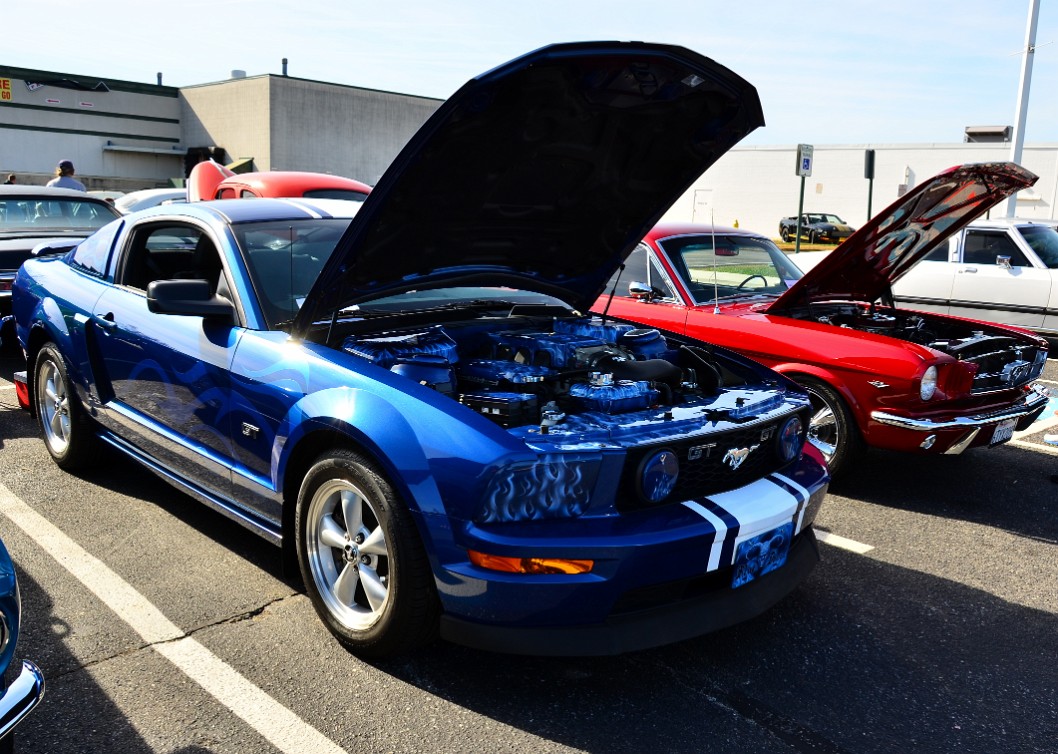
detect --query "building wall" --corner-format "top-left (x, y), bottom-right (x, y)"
top-left (267, 76), bottom-right (441, 184)
top-left (0, 66), bottom-right (183, 190)
top-left (180, 77), bottom-right (272, 173)
top-left (661, 143), bottom-right (1058, 237)
top-left (180, 74), bottom-right (441, 185)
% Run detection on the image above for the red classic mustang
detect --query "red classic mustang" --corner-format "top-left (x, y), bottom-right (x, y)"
top-left (594, 162), bottom-right (1050, 475)
top-left (187, 159), bottom-right (371, 202)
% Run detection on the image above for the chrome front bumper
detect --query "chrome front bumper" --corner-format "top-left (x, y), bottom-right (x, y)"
top-left (0, 661), bottom-right (45, 740)
top-left (870, 383), bottom-right (1049, 434)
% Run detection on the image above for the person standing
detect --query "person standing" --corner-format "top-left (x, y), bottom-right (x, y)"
top-left (46, 160), bottom-right (86, 191)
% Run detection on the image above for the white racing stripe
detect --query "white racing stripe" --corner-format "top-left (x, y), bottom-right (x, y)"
top-left (682, 501), bottom-right (729, 571)
top-left (0, 481), bottom-right (348, 754)
top-left (815, 530), bottom-right (874, 554)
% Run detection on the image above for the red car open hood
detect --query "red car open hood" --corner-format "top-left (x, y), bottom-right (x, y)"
top-left (767, 162), bottom-right (1038, 314)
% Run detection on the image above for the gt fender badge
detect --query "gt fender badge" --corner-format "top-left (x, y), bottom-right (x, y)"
top-left (723, 444), bottom-right (759, 470)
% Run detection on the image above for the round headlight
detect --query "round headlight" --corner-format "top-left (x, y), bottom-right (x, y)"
top-left (920, 365), bottom-right (938, 401)
top-left (777, 415), bottom-right (805, 462)
top-left (639, 450), bottom-right (679, 504)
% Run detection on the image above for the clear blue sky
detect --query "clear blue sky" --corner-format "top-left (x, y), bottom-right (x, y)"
top-left (9, 0), bottom-right (1057, 146)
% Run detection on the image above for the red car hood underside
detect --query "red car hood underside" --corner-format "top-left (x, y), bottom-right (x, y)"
top-left (767, 162), bottom-right (1038, 314)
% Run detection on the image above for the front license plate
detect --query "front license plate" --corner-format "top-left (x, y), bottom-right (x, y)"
top-left (990, 418), bottom-right (1016, 446)
top-left (732, 522), bottom-right (793, 589)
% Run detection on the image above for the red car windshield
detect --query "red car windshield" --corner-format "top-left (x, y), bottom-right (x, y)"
top-left (658, 234), bottom-right (803, 305)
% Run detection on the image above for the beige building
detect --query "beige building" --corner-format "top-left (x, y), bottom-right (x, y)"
top-left (0, 64), bottom-right (442, 191)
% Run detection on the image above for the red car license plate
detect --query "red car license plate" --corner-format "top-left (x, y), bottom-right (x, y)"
top-left (990, 418), bottom-right (1016, 446)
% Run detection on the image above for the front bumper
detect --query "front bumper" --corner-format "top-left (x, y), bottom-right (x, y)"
top-left (869, 384), bottom-right (1049, 453)
top-left (441, 527), bottom-right (820, 655)
top-left (0, 661), bottom-right (45, 740)
top-left (436, 454), bottom-right (829, 655)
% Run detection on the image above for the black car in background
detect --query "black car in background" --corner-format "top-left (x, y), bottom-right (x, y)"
top-left (0, 186), bottom-right (120, 315)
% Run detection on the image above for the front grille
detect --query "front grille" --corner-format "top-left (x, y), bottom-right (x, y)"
top-left (966, 341), bottom-right (1046, 392)
top-left (616, 410), bottom-right (807, 511)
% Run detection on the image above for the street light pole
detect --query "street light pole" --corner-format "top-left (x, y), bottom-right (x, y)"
top-left (1005, 0), bottom-right (1041, 218)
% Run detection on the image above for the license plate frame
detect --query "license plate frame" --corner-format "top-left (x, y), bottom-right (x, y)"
top-left (990, 418), bottom-right (1016, 446)
top-left (732, 522), bottom-right (793, 589)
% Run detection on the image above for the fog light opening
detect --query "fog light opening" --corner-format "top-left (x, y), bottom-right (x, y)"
top-left (468, 550), bottom-right (593, 575)
top-left (920, 434), bottom-right (937, 450)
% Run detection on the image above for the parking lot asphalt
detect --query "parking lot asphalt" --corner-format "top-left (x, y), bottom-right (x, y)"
top-left (0, 353), bottom-right (1056, 754)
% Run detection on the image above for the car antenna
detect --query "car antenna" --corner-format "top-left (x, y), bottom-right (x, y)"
top-left (711, 210), bottom-right (720, 315)
top-left (598, 262), bottom-right (625, 326)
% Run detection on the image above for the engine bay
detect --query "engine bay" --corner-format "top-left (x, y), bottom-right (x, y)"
top-left (338, 314), bottom-right (793, 438)
top-left (792, 302), bottom-right (1048, 391)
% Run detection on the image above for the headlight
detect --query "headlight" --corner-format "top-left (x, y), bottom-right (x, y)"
top-left (920, 366), bottom-right (938, 400)
top-left (777, 414), bottom-right (805, 462)
top-left (478, 455), bottom-right (600, 523)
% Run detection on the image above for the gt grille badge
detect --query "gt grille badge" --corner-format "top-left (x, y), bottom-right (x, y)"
top-left (241, 423), bottom-right (260, 439)
top-left (723, 444), bottom-right (759, 470)
top-left (687, 443), bottom-right (716, 461)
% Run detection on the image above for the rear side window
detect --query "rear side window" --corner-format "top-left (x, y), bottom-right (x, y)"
top-left (70, 219), bottom-right (123, 276)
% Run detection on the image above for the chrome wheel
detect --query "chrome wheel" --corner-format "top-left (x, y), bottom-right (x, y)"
top-left (37, 356), bottom-right (72, 457)
top-left (796, 376), bottom-right (862, 478)
top-left (806, 399), bottom-right (839, 464)
top-left (305, 477), bottom-right (391, 632)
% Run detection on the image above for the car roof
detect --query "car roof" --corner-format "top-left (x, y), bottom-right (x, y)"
top-left (966, 217), bottom-right (1058, 230)
top-left (0, 185), bottom-right (108, 200)
top-left (217, 171), bottom-right (372, 194)
top-left (126, 196), bottom-right (362, 224)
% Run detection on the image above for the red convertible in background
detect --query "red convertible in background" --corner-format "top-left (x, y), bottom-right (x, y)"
top-left (594, 162), bottom-right (1050, 476)
top-left (188, 159), bottom-right (371, 202)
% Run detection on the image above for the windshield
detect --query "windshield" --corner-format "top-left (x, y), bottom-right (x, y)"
top-left (1018, 224), bottom-right (1058, 269)
top-left (233, 218), bottom-right (352, 327)
top-left (658, 234), bottom-right (803, 306)
top-left (807, 214), bottom-right (845, 224)
top-left (0, 195), bottom-right (119, 233)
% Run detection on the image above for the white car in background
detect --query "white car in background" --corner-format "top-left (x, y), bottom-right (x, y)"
top-left (891, 218), bottom-right (1058, 338)
top-left (114, 187), bottom-right (187, 214)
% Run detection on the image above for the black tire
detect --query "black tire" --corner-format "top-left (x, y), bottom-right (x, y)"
top-left (780, 228), bottom-right (791, 243)
top-left (794, 376), bottom-right (864, 478)
top-left (295, 448), bottom-right (439, 658)
top-left (33, 344), bottom-right (99, 470)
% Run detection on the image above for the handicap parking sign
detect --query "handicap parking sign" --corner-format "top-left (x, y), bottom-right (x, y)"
top-left (796, 144), bottom-right (813, 177)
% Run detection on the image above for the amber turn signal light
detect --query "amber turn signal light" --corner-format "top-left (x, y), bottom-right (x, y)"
top-left (468, 550), bottom-right (593, 575)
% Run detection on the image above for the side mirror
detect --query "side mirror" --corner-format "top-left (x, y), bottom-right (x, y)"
top-left (996, 255), bottom-right (1013, 270)
top-left (147, 279), bottom-right (234, 321)
top-left (628, 281), bottom-right (667, 301)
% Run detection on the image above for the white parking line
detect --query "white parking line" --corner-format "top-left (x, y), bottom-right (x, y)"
top-left (1009, 438), bottom-right (1058, 455)
top-left (815, 530), bottom-right (874, 554)
top-left (0, 481), bottom-right (348, 754)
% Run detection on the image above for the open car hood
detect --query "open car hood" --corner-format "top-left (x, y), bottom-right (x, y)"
top-left (767, 162), bottom-right (1038, 314)
top-left (292, 41), bottom-right (764, 335)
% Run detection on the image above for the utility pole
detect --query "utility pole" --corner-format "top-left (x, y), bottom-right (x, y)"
top-left (1005, 0), bottom-right (1040, 217)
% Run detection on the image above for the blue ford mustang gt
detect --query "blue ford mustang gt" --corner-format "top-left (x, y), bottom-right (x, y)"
top-left (12, 42), bottom-right (828, 657)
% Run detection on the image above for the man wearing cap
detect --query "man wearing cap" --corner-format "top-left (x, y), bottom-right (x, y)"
top-left (46, 160), bottom-right (86, 191)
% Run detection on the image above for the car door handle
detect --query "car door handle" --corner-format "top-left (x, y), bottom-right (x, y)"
top-left (957, 267), bottom-right (978, 274)
top-left (93, 312), bottom-right (118, 329)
